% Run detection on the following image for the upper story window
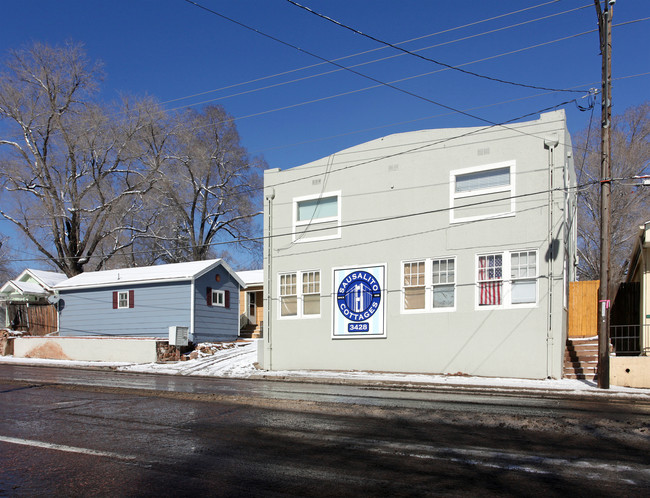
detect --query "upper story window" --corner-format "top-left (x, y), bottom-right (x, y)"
top-left (450, 161), bottom-right (515, 223)
top-left (296, 196), bottom-right (338, 222)
top-left (293, 191), bottom-right (341, 243)
top-left (455, 166), bottom-right (510, 193)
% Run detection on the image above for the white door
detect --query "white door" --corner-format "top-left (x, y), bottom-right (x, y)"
top-left (247, 292), bottom-right (257, 325)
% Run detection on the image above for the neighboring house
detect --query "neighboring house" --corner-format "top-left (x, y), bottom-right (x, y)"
top-left (54, 259), bottom-right (244, 342)
top-left (260, 110), bottom-right (577, 380)
top-left (237, 269), bottom-right (264, 338)
top-left (612, 220), bottom-right (650, 355)
top-left (0, 269), bottom-right (68, 335)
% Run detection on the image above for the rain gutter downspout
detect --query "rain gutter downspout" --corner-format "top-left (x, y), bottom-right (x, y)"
top-left (265, 189), bottom-right (275, 370)
top-left (545, 135), bottom-right (559, 378)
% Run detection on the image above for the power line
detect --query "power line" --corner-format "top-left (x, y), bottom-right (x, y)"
top-left (164, 2), bottom-right (592, 109)
top-left (181, 0), bottom-right (565, 133)
top-left (162, 27), bottom-right (601, 126)
top-left (0, 91), bottom-right (601, 232)
top-left (285, 0), bottom-right (589, 94)
top-left (0, 97), bottom-right (587, 227)
top-left (10, 174), bottom-right (647, 265)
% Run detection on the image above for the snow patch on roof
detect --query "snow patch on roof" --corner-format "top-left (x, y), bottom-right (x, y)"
top-left (237, 269), bottom-right (263, 287)
top-left (27, 269), bottom-right (68, 288)
top-left (55, 259), bottom-right (225, 289)
top-left (1, 280), bottom-right (49, 296)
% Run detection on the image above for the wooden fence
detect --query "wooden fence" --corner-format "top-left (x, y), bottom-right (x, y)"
top-left (568, 280), bottom-right (599, 338)
top-left (23, 304), bottom-right (57, 336)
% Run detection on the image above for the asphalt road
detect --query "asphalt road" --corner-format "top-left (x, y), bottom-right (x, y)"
top-left (1, 365), bottom-right (649, 497)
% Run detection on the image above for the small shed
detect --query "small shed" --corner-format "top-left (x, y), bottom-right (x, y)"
top-left (54, 259), bottom-right (244, 343)
top-left (0, 269), bottom-right (68, 335)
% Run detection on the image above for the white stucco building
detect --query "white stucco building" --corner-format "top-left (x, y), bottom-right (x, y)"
top-left (260, 110), bottom-right (577, 380)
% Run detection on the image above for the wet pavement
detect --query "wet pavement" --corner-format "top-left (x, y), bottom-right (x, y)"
top-left (1, 364), bottom-right (649, 496)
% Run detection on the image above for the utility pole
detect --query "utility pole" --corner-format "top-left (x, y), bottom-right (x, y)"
top-left (594, 0), bottom-right (613, 389)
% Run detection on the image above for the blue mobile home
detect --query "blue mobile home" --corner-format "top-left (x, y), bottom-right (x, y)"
top-left (54, 259), bottom-right (244, 342)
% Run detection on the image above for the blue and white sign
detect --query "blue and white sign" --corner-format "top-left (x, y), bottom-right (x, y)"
top-left (333, 265), bottom-right (385, 338)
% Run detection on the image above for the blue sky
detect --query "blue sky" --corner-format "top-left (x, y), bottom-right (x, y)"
top-left (1, 0), bottom-right (648, 268)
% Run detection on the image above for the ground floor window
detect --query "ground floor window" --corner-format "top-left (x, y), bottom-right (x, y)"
top-left (302, 270), bottom-right (321, 315)
top-left (279, 273), bottom-right (298, 316)
top-left (402, 257), bottom-right (456, 312)
top-left (211, 289), bottom-right (225, 307)
top-left (477, 250), bottom-right (537, 308)
top-left (432, 258), bottom-right (456, 308)
top-left (279, 270), bottom-right (321, 318)
top-left (403, 261), bottom-right (425, 310)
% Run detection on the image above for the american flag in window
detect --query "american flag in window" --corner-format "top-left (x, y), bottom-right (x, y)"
top-left (478, 254), bottom-right (502, 306)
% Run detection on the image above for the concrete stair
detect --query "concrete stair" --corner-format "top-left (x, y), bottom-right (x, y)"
top-left (564, 337), bottom-right (599, 380)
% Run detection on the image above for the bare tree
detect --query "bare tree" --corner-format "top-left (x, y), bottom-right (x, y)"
top-left (147, 105), bottom-right (265, 264)
top-left (576, 102), bottom-right (650, 283)
top-left (0, 234), bottom-right (13, 282)
top-left (0, 42), bottom-right (165, 276)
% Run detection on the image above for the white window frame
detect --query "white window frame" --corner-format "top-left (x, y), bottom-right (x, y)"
top-left (279, 272), bottom-right (298, 317)
top-left (431, 257), bottom-right (457, 310)
top-left (475, 250), bottom-right (538, 310)
top-left (278, 269), bottom-right (321, 319)
top-left (292, 191), bottom-right (341, 243)
top-left (211, 289), bottom-right (225, 307)
top-left (401, 257), bottom-right (456, 313)
top-left (402, 260), bottom-right (426, 312)
top-left (449, 161), bottom-right (515, 224)
top-left (301, 270), bottom-right (321, 316)
top-left (117, 291), bottom-right (130, 309)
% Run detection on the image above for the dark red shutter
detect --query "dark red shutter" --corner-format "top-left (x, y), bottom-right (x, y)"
top-left (112, 291), bottom-right (118, 309)
top-left (207, 287), bottom-right (212, 306)
top-left (129, 290), bottom-right (135, 308)
top-left (225, 290), bottom-right (230, 309)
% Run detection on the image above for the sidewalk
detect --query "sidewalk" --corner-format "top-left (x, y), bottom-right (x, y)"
top-left (2, 340), bottom-right (650, 400)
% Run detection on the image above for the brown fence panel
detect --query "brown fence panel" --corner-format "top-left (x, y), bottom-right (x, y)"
top-left (27, 304), bottom-right (58, 336)
top-left (568, 280), bottom-right (599, 337)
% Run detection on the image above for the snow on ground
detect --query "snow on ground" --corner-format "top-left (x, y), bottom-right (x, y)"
top-left (2, 339), bottom-right (650, 398)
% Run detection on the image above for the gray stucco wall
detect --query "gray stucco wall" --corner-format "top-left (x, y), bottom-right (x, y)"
top-left (58, 281), bottom-right (191, 337)
top-left (262, 110), bottom-right (576, 379)
top-left (193, 264), bottom-right (240, 342)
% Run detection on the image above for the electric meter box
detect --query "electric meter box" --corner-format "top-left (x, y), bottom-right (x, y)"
top-left (169, 326), bottom-right (189, 346)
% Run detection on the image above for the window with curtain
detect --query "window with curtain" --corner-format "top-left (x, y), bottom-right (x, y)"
top-left (280, 273), bottom-right (297, 316)
top-left (455, 167), bottom-right (510, 193)
top-left (302, 270), bottom-right (320, 315)
top-left (403, 261), bottom-right (425, 310)
top-left (476, 250), bottom-right (538, 308)
top-left (510, 251), bottom-right (537, 304)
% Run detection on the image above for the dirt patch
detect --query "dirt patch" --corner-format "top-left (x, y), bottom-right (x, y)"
top-left (25, 341), bottom-right (71, 360)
